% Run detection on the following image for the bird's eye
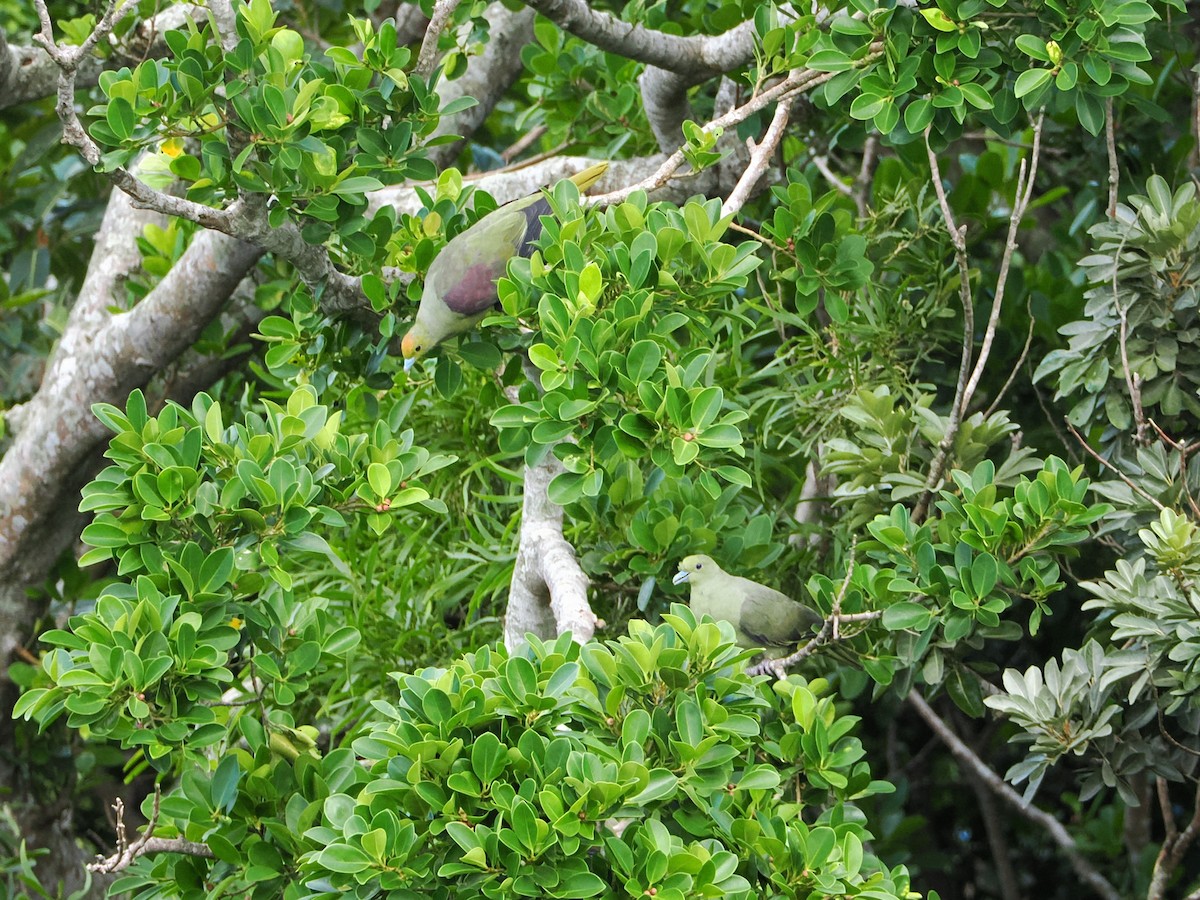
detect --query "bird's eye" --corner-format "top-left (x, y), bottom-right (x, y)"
top-left (695, 563), bottom-right (702, 570)
top-left (415, 344), bottom-right (423, 351)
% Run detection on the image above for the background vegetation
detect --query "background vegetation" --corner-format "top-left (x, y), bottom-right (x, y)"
top-left (1, 0), bottom-right (1198, 897)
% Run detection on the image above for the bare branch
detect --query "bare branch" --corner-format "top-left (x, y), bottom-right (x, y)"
top-left (746, 543), bottom-right (876, 677)
top-left (721, 98), bottom-right (791, 218)
top-left (960, 112), bottom-right (1044, 413)
top-left (590, 57), bottom-right (876, 207)
top-left (415, 0), bottom-right (465, 78)
top-left (88, 788), bottom-right (214, 874)
top-left (1148, 781), bottom-right (1200, 900)
top-left (852, 134), bottom-right (879, 218)
top-left (914, 126), bottom-right (974, 524)
top-left (517, 0), bottom-right (757, 80)
top-left (965, 763), bottom-right (1021, 900)
top-left (914, 114), bottom-right (1044, 523)
top-left (426, 2), bottom-right (537, 169)
top-left (813, 154), bottom-right (856, 200)
top-left (1105, 97), bottom-right (1119, 219)
top-left (984, 299), bottom-right (1036, 418)
top-left (1065, 423), bottom-right (1165, 511)
top-left (908, 691), bottom-right (1120, 900)
top-left (505, 453), bottom-right (596, 648)
top-left (639, 66), bottom-right (693, 153)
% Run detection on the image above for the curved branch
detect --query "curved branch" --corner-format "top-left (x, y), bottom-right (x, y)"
top-left (0, 183), bottom-right (261, 671)
top-left (639, 66), bottom-right (693, 152)
top-left (908, 691), bottom-right (1120, 900)
top-left (505, 453), bottom-right (596, 649)
top-left (0, 5), bottom-right (199, 111)
top-left (518, 0), bottom-right (757, 80)
top-left (589, 59), bottom-right (865, 207)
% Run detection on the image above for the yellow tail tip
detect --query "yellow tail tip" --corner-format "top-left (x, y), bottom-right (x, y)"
top-left (569, 161), bottom-right (609, 193)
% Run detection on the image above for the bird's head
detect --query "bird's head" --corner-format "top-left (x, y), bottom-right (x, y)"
top-left (400, 324), bottom-right (434, 372)
top-left (673, 554), bottom-right (719, 586)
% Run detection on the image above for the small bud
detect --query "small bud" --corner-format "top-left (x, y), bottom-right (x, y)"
top-left (682, 432), bottom-right (695, 442)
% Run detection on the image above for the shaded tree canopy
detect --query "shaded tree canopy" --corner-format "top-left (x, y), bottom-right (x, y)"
top-left (1, 0), bottom-right (1199, 898)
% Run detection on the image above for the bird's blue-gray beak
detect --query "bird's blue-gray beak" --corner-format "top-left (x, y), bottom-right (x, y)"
top-left (672, 570), bottom-right (689, 586)
top-left (403, 357), bottom-right (416, 373)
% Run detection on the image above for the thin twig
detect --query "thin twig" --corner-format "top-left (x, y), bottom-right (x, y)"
top-left (589, 50), bottom-right (882, 207)
top-left (1105, 97), bottom-right (1119, 218)
top-left (960, 112), bottom-right (1045, 414)
top-left (88, 786), bottom-right (215, 874)
top-left (415, 0), bottom-right (464, 78)
top-left (985, 298), bottom-right (1037, 418)
top-left (1148, 782), bottom-right (1200, 900)
top-left (722, 98), bottom-right (792, 217)
top-left (914, 125), bottom-right (974, 523)
top-left (915, 114), bottom-right (1045, 522)
top-left (1114, 239), bottom-right (1148, 443)
top-left (812, 154), bottom-right (855, 199)
top-left (1065, 422), bottom-right (1165, 511)
top-left (747, 541), bottom-right (874, 676)
top-left (852, 134), bottom-right (879, 218)
top-left (502, 124), bottom-right (549, 162)
top-left (908, 691), bottom-right (1120, 900)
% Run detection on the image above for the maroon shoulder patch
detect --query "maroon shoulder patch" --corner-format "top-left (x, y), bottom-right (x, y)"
top-left (442, 259), bottom-right (507, 316)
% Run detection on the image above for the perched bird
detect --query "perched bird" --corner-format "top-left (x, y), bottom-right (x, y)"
top-left (401, 161), bottom-right (610, 371)
top-left (672, 554), bottom-right (823, 654)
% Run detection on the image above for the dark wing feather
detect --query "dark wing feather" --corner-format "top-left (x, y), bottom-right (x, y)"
top-left (739, 580), bottom-right (820, 647)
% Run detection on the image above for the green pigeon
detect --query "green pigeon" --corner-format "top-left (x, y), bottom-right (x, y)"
top-left (401, 161), bottom-right (610, 371)
top-left (672, 554), bottom-right (824, 654)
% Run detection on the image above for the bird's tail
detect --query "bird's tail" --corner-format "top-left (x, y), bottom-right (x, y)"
top-left (568, 161), bottom-right (609, 193)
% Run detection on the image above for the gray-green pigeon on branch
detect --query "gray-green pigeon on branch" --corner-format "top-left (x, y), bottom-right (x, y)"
top-left (401, 161), bottom-right (609, 371)
top-left (672, 554), bottom-right (824, 655)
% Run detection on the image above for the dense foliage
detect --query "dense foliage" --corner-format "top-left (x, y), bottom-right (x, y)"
top-left (1, 0), bottom-right (1199, 898)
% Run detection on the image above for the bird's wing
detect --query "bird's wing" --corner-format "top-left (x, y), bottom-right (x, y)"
top-left (738, 579), bottom-right (820, 647)
top-left (431, 195), bottom-right (551, 318)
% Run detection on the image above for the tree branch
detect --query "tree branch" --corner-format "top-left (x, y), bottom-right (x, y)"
top-left (590, 57), bottom-right (875, 207)
top-left (639, 66), bottom-right (694, 153)
top-left (505, 452), bottom-right (596, 648)
top-left (914, 114), bottom-right (1044, 523)
top-left (517, 0), bottom-right (757, 80)
top-left (1105, 97), bottom-right (1119, 219)
top-left (907, 690), bottom-right (1120, 900)
top-left (415, 0), bottom-right (464, 78)
top-left (87, 788), bottom-right (214, 874)
top-left (747, 543), bottom-right (876, 676)
top-left (0, 184), bottom-right (260, 674)
top-left (425, 2), bottom-right (537, 170)
top-left (721, 98), bottom-right (791, 218)
top-left (33, 2), bottom-right (374, 319)
top-left (1148, 779), bottom-right (1200, 900)
top-left (0, 5), bottom-right (199, 111)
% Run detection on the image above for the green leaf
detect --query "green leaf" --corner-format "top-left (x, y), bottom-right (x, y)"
top-left (1014, 68), bottom-right (1053, 98)
top-left (920, 8), bottom-right (957, 31)
top-left (882, 602), bottom-right (932, 631)
top-left (627, 340), bottom-right (662, 381)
